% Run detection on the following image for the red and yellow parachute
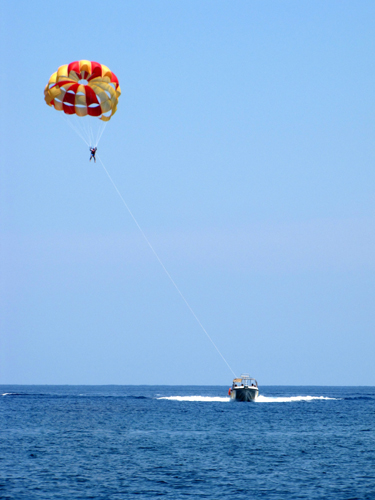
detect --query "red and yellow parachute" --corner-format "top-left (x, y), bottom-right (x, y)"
top-left (44, 60), bottom-right (121, 122)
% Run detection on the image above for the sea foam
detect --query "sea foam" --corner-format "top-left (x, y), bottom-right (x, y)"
top-left (157, 396), bottom-right (230, 402)
top-left (256, 395), bottom-right (337, 403)
top-left (157, 395), bottom-right (336, 403)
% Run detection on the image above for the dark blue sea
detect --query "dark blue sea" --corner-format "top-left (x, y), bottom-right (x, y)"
top-left (1, 385), bottom-right (374, 499)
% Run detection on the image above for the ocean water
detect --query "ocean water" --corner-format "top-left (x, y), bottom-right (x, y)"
top-left (1, 385), bottom-right (374, 499)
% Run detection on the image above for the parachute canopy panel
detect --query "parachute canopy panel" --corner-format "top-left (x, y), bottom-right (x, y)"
top-left (44, 60), bottom-right (121, 122)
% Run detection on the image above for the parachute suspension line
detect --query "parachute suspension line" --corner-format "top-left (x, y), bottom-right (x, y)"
top-left (89, 122), bottom-right (95, 148)
top-left (96, 122), bottom-right (107, 148)
top-left (62, 114), bottom-right (90, 147)
top-left (62, 114), bottom-right (106, 149)
top-left (83, 118), bottom-right (94, 148)
top-left (97, 154), bottom-right (236, 377)
top-left (82, 118), bottom-right (91, 146)
top-left (62, 111), bottom-right (108, 149)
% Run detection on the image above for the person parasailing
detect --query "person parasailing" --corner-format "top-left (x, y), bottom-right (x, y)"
top-left (89, 147), bottom-right (97, 162)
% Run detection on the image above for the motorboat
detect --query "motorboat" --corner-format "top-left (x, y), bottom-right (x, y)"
top-left (228, 374), bottom-right (259, 402)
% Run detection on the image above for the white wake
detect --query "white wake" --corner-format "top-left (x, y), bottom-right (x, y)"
top-left (157, 395), bottom-right (336, 403)
top-left (256, 395), bottom-right (336, 403)
top-left (157, 396), bottom-right (230, 402)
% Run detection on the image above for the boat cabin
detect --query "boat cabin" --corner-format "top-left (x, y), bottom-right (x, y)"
top-left (232, 374), bottom-right (258, 389)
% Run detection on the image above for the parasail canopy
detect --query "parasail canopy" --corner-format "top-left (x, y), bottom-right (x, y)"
top-left (44, 60), bottom-right (121, 122)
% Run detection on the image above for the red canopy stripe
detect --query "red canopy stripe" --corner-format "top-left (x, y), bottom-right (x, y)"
top-left (110, 73), bottom-right (119, 87)
top-left (88, 61), bottom-right (102, 81)
top-left (62, 84), bottom-right (80, 105)
top-left (67, 61), bottom-right (80, 76)
top-left (63, 102), bottom-right (76, 115)
top-left (88, 105), bottom-right (102, 117)
top-left (84, 86), bottom-right (99, 106)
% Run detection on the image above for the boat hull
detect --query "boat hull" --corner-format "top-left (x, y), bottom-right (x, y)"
top-left (230, 388), bottom-right (259, 402)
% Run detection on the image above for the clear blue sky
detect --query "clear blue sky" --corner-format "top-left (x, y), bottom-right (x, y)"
top-left (1, 1), bottom-right (374, 385)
